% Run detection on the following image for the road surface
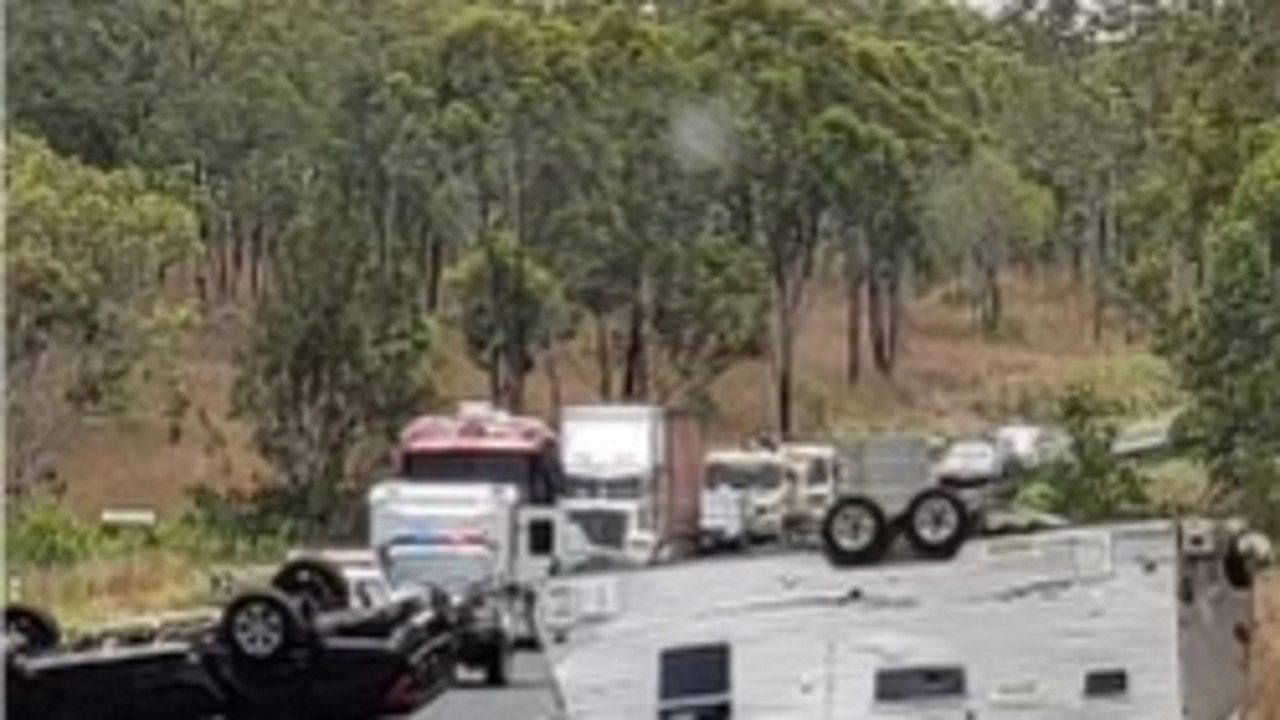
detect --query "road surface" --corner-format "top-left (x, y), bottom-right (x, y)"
top-left (406, 652), bottom-right (560, 720)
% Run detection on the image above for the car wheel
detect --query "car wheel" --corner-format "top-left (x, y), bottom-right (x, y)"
top-left (903, 488), bottom-right (970, 560)
top-left (272, 558), bottom-right (349, 612)
top-left (4, 604), bottom-right (61, 655)
top-left (220, 589), bottom-right (313, 670)
top-left (820, 496), bottom-right (891, 567)
top-left (485, 643), bottom-right (512, 686)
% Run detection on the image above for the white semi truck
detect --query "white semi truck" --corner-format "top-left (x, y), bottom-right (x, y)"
top-left (558, 404), bottom-right (704, 564)
top-left (697, 443), bottom-right (841, 551)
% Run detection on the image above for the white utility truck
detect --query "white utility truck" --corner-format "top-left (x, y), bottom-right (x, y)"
top-left (698, 443), bottom-right (841, 551)
top-left (367, 401), bottom-right (588, 646)
top-left (698, 448), bottom-right (787, 549)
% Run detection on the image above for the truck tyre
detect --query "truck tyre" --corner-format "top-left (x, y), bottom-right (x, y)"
top-left (902, 488), bottom-right (969, 560)
top-left (484, 643), bottom-right (512, 686)
top-left (272, 557), bottom-right (349, 612)
top-left (820, 496), bottom-right (892, 567)
top-left (220, 589), bottom-right (313, 670)
top-left (4, 605), bottom-right (61, 655)
top-left (1222, 530), bottom-right (1272, 590)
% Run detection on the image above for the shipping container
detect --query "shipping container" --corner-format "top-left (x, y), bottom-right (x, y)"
top-left (660, 409), bottom-right (705, 558)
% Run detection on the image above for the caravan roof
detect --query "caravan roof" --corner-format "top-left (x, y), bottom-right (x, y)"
top-left (543, 522), bottom-right (1194, 719)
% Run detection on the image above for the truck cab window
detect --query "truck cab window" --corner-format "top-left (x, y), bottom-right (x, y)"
top-left (529, 518), bottom-right (556, 556)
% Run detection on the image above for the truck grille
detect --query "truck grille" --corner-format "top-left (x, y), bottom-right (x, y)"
top-left (569, 510), bottom-right (628, 548)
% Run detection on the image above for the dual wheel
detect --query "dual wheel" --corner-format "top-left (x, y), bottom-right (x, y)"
top-left (820, 488), bottom-right (970, 567)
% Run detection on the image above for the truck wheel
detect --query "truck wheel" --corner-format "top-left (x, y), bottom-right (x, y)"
top-left (903, 488), bottom-right (969, 560)
top-left (220, 589), bottom-right (312, 669)
top-left (1222, 530), bottom-right (1272, 590)
top-left (4, 605), bottom-right (61, 655)
top-left (820, 496), bottom-right (891, 567)
top-left (272, 557), bottom-right (349, 612)
top-left (485, 644), bottom-right (512, 686)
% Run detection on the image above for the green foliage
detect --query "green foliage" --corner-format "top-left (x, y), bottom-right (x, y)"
top-left (651, 234), bottom-right (770, 406)
top-left (232, 213), bottom-right (436, 535)
top-left (1017, 383), bottom-right (1152, 521)
top-left (445, 232), bottom-right (573, 407)
top-left (9, 0), bottom-right (1280, 537)
top-left (6, 497), bottom-right (99, 568)
top-left (5, 132), bottom-right (197, 498)
top-left (6, 490), bottom-right (284, 571)
top-left (1159, 138), bottom-right (1280, 534)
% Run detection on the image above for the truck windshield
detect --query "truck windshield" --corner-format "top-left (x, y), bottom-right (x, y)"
top-left (402, 451), bottom-right (532, 484)
top-left (704, 462), bottom-right (784, 492)
top-left (385, 551), bottom-right (493, 596)
top-left (565, 474), bottom-right (643, 500)
top-left (400, 449), bottom-right (560, 505)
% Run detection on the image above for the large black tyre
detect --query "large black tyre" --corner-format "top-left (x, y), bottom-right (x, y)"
top-left (4, 604), bottom-right (61, 655)
top-left (272, 557), bottom-right (349, 612)
top-left (1222, 530), bottom-right (1270, 590)
top-left (219, 589), bottom-right (314, 671)
top-left (902, 488), bottom-right (970, 560)
top-left (820, 496), bottom-right (892, 567)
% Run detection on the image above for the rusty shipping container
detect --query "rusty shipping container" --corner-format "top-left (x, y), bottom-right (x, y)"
top-left (660, 408), bottom-right (704, 557)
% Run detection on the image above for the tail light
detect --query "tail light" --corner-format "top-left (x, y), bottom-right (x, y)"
top-left (382, 671), bottom-right (420, 712)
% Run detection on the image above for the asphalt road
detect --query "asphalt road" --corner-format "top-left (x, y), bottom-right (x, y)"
top-left (406, 652), bottom-right (561, 720)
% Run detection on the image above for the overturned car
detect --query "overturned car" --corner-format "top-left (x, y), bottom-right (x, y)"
top-left (5, 556), bottom-right (459, 720)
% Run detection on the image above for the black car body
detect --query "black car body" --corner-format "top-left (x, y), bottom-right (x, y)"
top-left (4, 557), bottom-right (459, 720)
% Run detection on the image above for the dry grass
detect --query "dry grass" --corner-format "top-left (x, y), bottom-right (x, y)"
top-left (1251, 570), bottom-right (1280, 720)
top-left (56, 271), bottom-right (1173, 516)
top-left (10, 552), bottom-right (209, 630)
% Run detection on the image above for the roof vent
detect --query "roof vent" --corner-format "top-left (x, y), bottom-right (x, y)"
top-left (658, 643), bottom-right (732, 720)
top-left (874, 665), bottom-right (967, 703)
top-left (1083, 668), bottom-right (1129, 698)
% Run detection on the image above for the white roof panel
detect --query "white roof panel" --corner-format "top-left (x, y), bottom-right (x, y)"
top-left (545, 522), bottom-right (1184, 720)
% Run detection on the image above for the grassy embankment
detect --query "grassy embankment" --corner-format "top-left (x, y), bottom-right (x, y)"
top-left (20, 273), bottom-right (1179, 626)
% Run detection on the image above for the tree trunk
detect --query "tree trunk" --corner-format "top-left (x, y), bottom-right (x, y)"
top-left (594, 311), bottom-right (613, 401)
top-left (250, 219), bottom-right (264, 299)
top-left (886, 263), bottom-right (904, 371)
top-left (216, 232), bottom-right (230, 301)
top-left (843, 230), bottom-right (865, 388)
top-left (426, 233), bottom-right (444, 313)
top-left (868, 268), bottom-right (892, 375)
top-left (622, 296), bottom-right (648, 401)
top-left (982, 261), bottom-right (1003, 336)
top-left (231, 213), bottom-right (245, 300)
top-left (488, 353), bottom-right (502, 406)
top-left (775, 302), bottom-right (796, 439)
top-left (1092, 194), bottom-right (1108, 343)
top-left (545, 349), bottom-right (563, 429)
